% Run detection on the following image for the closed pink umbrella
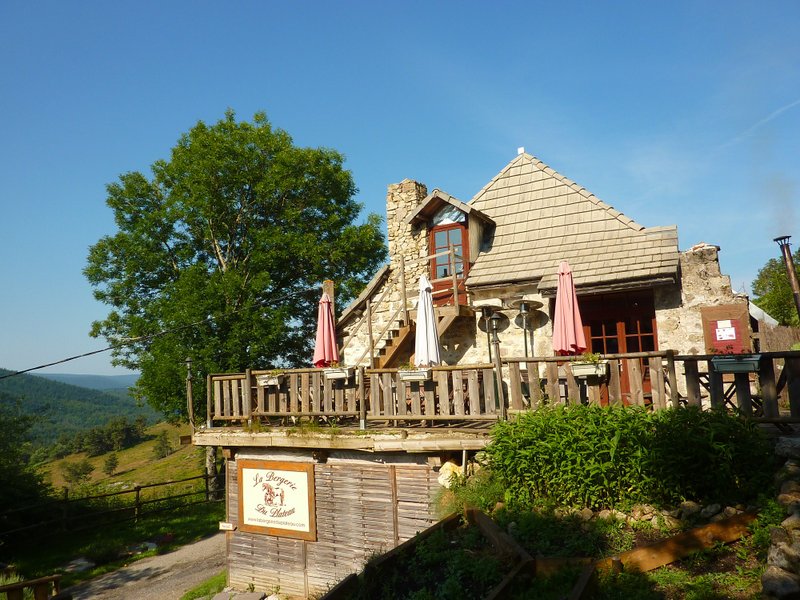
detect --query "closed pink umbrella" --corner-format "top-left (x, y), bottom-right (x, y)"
top-left (313, 292), bottom-right (340, 367)
top-left (553, 261), bottom-right (587, 356)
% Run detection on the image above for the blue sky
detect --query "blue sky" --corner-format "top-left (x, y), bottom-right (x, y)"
top-left (1, 1), bottom-right (798, 375)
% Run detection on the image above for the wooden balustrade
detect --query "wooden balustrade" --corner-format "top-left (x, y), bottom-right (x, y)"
top-left (206, 351), bottom-right (800, 427)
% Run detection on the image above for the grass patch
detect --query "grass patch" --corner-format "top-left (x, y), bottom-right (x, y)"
top-left (6, 500), bottom-right (224, 587)
top-left (180, 570), bottom-right (227, 600)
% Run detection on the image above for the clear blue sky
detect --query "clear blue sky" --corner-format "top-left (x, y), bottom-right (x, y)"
top-left (1, 1), bottom-right (798, 375)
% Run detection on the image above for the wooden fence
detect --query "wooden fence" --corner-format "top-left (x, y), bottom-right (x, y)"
top-left (0, 473), bottom-right (221, 543)
top-left (206, 351), bottom-right (800, 428)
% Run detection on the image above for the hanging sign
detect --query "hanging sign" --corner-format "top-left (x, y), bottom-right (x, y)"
top-left (237, 459), bottom-right (316, 540)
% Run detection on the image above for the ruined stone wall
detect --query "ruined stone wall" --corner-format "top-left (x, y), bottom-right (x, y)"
top-left (655, 243), bottom-right (749, 355)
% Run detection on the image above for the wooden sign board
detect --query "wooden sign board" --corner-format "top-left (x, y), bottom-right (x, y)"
top-left (700, 304), bottom-right (752, 354)
top-left (237, 459), bottom-right (317, 541)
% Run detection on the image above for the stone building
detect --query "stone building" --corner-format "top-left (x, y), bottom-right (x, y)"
top-left (338, 151), bottom-right (750, 389)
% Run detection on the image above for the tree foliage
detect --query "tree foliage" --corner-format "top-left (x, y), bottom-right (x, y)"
top-left (752, 246), bottom-right (800, 326)
top-left (0, 401), bottom-right (50, 512)
top-left (85, 111), bottom-right (386, 421)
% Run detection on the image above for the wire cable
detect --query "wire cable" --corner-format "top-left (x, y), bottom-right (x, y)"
top-left (0, 286), bottom-right (317, 381)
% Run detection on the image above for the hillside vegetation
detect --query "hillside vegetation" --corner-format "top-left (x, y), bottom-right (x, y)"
top-left (0, 368), bottom-right (159, 445)
top-left (43, 422), bottom-right (201, 489)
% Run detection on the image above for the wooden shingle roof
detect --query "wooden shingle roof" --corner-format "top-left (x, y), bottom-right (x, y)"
top-left (466, 153), bottom-right (679, 292)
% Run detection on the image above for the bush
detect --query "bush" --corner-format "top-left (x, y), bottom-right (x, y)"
top-left (483, 405), bottom-right (773, 510)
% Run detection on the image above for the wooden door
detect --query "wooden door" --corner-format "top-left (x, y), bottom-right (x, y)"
top-left (580, 291), bottom-right (658, 405)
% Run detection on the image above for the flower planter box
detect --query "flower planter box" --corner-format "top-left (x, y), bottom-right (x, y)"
top-left (570, 360), bottom-right (609, 378)
top-left (323, 367), bottom-right (353, 381)
top-left (711, 355), bottom-right (761, 374)
top-left (256, 374), bottom-right (285, 387)
top-left (398, 369), bottom-right (432, 382)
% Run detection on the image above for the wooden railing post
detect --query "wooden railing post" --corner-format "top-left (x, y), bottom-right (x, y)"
top-left (206, 374), bottom-right (213, 428)
top-left (134, 486), bottom-right (142, 523)
top-left (787, 358), bottom-right (800, 418)
top-left (358, 366), bottom-right (367, 429)
top-left (759, 355), bottom-right (779, 418)
top-left (492, 342), bottom-right (506, 420)
top-left (449, 243), bottom-right (459, 307)
top-left (205, 472), bottom-right (210, 502)
top-left (708, 362), bottom-right (725, 410)
top-left (366, 299), bottom-right (375, 369)
top-left (684, 359), bottom-right (702, 408)
top-left (399, 255), bottom-right (409, 326)
top-left (666, 350), bottom-right (680, 408)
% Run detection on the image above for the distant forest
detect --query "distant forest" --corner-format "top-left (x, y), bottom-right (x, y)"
top-left (0, 368), bottom-right (160, 446)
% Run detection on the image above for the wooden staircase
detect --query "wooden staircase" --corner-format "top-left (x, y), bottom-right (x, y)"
top-left (374, 305), bottom-right (470, 368)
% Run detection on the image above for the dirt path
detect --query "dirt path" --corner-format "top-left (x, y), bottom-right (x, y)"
top-left (64, 533), bottom-right (226, 600)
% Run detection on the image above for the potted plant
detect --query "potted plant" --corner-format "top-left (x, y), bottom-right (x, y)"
top-left (323, 362), bottom-right (353, 380)
top-left (569, 352), bottom-right (608, 378)
top-left (256, 369), bottom-right (285, 387)
top-left (397, 362), bottom-right (432, 382)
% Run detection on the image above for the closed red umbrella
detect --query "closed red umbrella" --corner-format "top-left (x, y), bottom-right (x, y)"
top-left (312, 292), bottom-right (340, 367)
top-left (553, 261), bottom-right (587, 356)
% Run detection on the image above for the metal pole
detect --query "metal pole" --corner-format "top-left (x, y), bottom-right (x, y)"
top-left (775, 236), bottom-right (800, 323)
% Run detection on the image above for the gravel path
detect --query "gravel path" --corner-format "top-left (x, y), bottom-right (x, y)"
top-left (64, 533), bottom-right (226, 600)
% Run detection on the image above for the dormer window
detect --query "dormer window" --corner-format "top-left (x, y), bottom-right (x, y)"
top-left (429, 206), bottom-right (468, 305)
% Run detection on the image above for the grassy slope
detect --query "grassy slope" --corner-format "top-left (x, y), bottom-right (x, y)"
top-left (42, 422), bottom-right (203, 489)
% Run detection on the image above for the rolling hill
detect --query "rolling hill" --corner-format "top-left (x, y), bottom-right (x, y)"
top-left (0, 368), bottom-right (160, 445)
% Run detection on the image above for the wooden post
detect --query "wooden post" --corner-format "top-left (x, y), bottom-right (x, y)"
top-left (759, 355), bottom-right (779, 418)
top-left (709, 362), bottom-right (725, 410)
top-left (186, 357), bottom-right (195, 427)
top-left (358, 366), bottom-right (367, 429)
top-left (206, 374), bottom-right (213, 427)
top-left (787, 358), bottom-right (800, 418)
top-left (449, 243), bottom-right (459, 307)
top-left (734, 372), bottom-right (752, 416)
top-left (666, 350), bottom-right (680, 407)
top-left (608, 360), bottom-right (622, 406)
top-left (684, 359), bottom-right (702, 407)
top-left (492, 339), bottom-right (506, 419)
top-left (366, 299), bottom-right (375, 369)
top-left (205, 471), bottom-right (210, 502)
top-left (134, 486), bottom-right (142, 522)
top-left (399, 256), bottom-right (409, 326)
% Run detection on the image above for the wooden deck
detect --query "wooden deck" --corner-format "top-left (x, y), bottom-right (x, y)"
top-left (200, 351), bottom-right (800, 438)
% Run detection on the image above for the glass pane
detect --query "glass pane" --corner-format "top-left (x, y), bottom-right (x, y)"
top-left (435, 230), bottom-right (447, 247)
top-left (605, 338), bottom-right (619, 353)
top-left (436, 264), bottom-right (449, 278)
top-left (449, 229), bottom-right (462, 245)
top-left (639, 318), bottom-right (654, 334)
top-left (604, 321), bottom-right (617, 336)
top-left (626, 336), bottom-right (640, 352)
top-left (641, 336), bottom-right (655, 351)
top-left (455, 259), bottom-right (464, 275)
top-left (590, 322), bottom-right (603, 337)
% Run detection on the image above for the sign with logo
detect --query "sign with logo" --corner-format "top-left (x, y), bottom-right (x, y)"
top-left (237, 459), bottom-right (316, 540)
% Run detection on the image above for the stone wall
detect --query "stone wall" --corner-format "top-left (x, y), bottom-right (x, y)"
top-left (655, 243), bottom-right (749, 355)
top-left (339, 180), bottom-right (430, 366)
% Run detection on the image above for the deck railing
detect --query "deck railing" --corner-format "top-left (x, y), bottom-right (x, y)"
top-left (205, 351), bottom-right (800, 428)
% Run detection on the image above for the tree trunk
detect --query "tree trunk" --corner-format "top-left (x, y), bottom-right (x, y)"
top-left (205, 446), bottom-right (222, 501)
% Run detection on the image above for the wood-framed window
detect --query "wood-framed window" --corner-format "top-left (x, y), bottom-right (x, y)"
top-left (430, 223), bottom-right (468, 281)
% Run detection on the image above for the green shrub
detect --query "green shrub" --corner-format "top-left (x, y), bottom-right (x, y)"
top-left (483, 405), bottom-right (773, 510)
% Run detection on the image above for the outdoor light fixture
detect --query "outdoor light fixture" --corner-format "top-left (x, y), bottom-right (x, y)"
top-left (480, 305), bottom-right (497, 361)
top-left (489, 312), bottom-right (502, 343)
top-left (517, 302), bottom-right (530, 357)
top-left (774, 236), bottom-right (800, 323)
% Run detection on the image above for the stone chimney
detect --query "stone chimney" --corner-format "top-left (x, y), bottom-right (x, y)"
top-left (386, 179), bottom-right (428, 267)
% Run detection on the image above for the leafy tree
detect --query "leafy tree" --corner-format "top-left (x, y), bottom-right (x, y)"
top-left (61, 458), bottom-right (95, 487)
top-left (752, 246), bottom-right (800, 326)
top-left (103, 453), bottom-right (119, 476)
top-left (153, 430), bottom-right (172, 460)
top-left (85, 110), bottom-right (386, 422)
top-left (0, 400), bottom-right (51, 512)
